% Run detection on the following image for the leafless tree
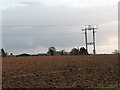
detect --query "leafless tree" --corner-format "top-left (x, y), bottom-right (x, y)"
top-left (1, 48), bottom-right (7, 57)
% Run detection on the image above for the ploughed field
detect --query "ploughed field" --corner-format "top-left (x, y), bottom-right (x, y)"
top-left (2, 54), bottom-right (118, 88)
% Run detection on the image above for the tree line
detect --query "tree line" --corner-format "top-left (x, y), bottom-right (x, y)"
top-left (0, 47), bottom-right (88, 57)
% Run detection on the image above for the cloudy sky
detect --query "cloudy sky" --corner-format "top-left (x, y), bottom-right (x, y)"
top-left (0, 0), bottom-right (119, 54)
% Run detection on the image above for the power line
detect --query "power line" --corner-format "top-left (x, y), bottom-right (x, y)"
top-left (1, 25), bottom-right (82, 27)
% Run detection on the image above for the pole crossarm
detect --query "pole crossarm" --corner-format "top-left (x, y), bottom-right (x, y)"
top-left (87, 42), bottom-right (94, 45)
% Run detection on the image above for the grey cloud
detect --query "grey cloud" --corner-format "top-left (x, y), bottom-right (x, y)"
top-left (2, 3), bottom-right (118, 54)
top-left (2, 5), bottom-right (117, 26)
top-left (3, 27), bottom-right (84, 53)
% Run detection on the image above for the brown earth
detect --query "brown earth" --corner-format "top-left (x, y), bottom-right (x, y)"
top-left (2, 54), bottom-right (119, 88)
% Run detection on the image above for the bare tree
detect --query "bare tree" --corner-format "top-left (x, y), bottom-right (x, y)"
top-left (1, 48), bottom-right (7, 57)
top-left (47, 47), bottom-right (56, 56)
top-left (61, 50), bottom-right (65, 55)
top-left (70, 48), bottom-right (79, 55)
top-left (79, 47), bottom-right (88, 55)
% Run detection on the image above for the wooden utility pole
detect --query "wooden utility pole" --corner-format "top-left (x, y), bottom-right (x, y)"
top-left (85, 29), bottom-right (88, 52)
top-left (82, 25), bottom-right (98, 55)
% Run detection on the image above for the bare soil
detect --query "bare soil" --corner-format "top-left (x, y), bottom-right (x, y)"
top-left (2, 54), bottom-right (119, 88)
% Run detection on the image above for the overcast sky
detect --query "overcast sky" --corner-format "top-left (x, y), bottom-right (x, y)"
top-left (0, 0), bottom-right (119, 54)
